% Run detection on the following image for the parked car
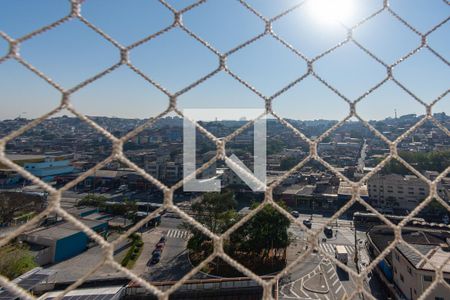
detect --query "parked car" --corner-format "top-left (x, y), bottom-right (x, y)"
top-left (152, 248), bottom-right (162, 255)
top-left (303, 219), bottom-right (312, 229)
top-left (151, 253), bottom-right (161, 264)
top-left (324, 226), bottom-right (333, 237)
top-left (291, 210), bottom-right (300, 218)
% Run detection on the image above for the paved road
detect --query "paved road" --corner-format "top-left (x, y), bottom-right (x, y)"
top-left (143, 214), bottom-right (194, 282)
top-left (280, 257), bottom-right (349, 300)
top-left (281, 216), bottom-right (378, 299)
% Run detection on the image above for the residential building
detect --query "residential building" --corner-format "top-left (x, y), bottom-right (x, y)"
top-left (368, 174), bottom-right (430, 213)
top-left (367, 225), bottom-right (450, 300)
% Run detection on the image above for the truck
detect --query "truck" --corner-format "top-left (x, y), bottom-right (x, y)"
top-left (335, 245), bottom-right (348, 265)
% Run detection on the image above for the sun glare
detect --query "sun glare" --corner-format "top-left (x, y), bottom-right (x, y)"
top-left (308, 0), bottom-right (354, 24)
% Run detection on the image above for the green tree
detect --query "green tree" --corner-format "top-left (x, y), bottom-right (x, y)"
top-left (230, 202), bottom-right (291, 261)
top-left (382, 151), bottom-right (450, 174)
top-left (190, 191), bottom-right (237, 233)
top-left (77, 194), bottom-right (107, 208)
top-left (0, 192), bottom-right (43, 225)
top-left (0, 244), bottom-right (37, 279)
top-left (184, 191), bottom-right (237, 255)
top-left (78, 195), bottom-right (137, 217)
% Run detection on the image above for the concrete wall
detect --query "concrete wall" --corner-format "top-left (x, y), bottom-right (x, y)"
top-left (34, 246), bottom-right (53, 266)
top-left (20, 234), bottom-right (56, 265)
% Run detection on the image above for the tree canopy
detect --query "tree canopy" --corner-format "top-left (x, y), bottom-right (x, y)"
top-left (382, 151), bottom-right (450, 174)
top-left (185, 192), bottom-right (291, 275)
top-left (0, 244), bottom-right (37, 279)
top-left (230, 203), bottom-right (291, 260)
top-left (78, 195), bottom-right (137, 217)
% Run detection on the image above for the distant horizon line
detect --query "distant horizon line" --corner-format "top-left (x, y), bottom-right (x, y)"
top-left (0, 112), bottom-right (447, 123)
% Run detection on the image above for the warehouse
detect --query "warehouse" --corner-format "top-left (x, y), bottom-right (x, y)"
top-left (21, 218), bottom-right (108, 265)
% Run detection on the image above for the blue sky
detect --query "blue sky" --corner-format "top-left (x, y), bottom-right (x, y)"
top-left (0, 0), bottom-right (448, 121)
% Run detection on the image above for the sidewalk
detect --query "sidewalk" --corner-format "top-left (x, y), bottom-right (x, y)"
top-left (286, 238), bottom-right (306, 264)
top-left (132, 228), bottom-right (163, 275)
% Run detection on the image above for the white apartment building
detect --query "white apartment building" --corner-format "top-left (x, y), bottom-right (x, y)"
top-left (392, 243), bottom-right (450, 300)
top-left (368, 173), bottom-right (449, 212)
top-left (368, 174), bottom-right (429, 211)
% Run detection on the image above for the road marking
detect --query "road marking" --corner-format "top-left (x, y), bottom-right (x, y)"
top-left (324, 243), bottom-right (333, 252)
top-left (326, 267), bottom-right (334, 274)
top-left (167, 229), bottom-right (190, 239)
top-left (345, 245), bottom-right (354, 254)
top-left (335, 284), bottom-right (343, 294)
top-left (289, 286), bottom-right (301, 299)
top-left (332, 278), bottom-right (339, 286)
top-left (329, 272), bottom-right (337, 279)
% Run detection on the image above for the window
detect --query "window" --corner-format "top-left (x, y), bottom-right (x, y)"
top-left (394, 267), bottom-right (397, 274)
top-left (395, 253), bottom-right (400, 261)
top-left (424, 275), bottom-right (432, 282)
top-left (400, 274), bottom-right (404, 282)
top-left (407, 266), bottom-right (411, 274)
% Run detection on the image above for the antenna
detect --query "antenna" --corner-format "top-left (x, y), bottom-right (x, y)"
top-left (394, 109), bottom-right (397, 119)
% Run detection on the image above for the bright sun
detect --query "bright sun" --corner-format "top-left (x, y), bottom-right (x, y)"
top-left (308, 0), bottom-right (354, 24)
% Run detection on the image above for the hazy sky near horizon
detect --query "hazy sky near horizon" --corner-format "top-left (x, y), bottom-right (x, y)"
top-left (0, 0), bottom-right (449, 121)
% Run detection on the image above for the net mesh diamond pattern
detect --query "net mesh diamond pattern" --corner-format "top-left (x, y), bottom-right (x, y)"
top-left (0, 0), bottom-right (449, 299)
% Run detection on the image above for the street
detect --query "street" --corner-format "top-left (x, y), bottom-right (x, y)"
top-left (133, 210), bottom-right (386, 299)
top-left (18, 186), bottom-right (383, 298)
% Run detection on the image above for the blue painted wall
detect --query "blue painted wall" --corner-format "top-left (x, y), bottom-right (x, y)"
top-left (53, 221), bottom-right (108, 263)
top-left (24, 160), bottom-right (75, 177)
top-left (378, 260), bottom-right (393, 282)
top-left (54, 232), bottom-right (88, 263)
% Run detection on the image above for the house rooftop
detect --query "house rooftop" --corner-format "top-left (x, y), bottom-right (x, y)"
top-left (282, 184), bottom-right (315, 197)
top-left (25, 218), bottom-right (106, 240)
top-left (397, 243), bottom-right (450, 273)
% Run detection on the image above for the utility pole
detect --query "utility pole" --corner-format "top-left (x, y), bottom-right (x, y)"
top-left (354, 216), bottom-right (359, 273)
